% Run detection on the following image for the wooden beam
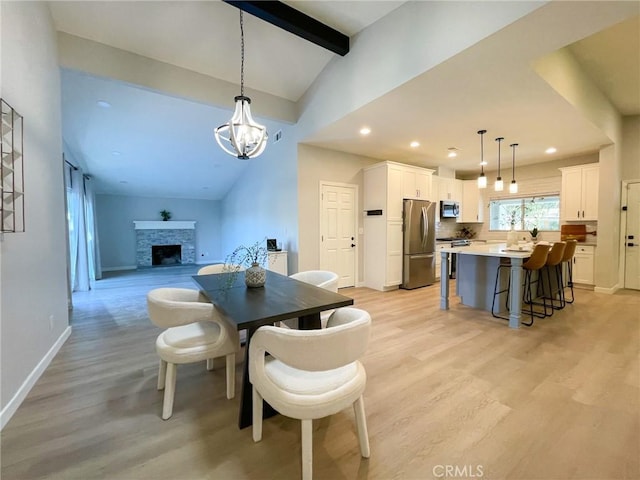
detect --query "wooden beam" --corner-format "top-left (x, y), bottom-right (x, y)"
top-left (224, 0), bottom-right (349, 56)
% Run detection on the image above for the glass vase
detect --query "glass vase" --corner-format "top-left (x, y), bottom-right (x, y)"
top-left (506, 225), bottom-right (518, 248)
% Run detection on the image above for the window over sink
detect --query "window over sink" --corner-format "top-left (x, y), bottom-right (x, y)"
top-left (489, 195), bottom-right (560, 231)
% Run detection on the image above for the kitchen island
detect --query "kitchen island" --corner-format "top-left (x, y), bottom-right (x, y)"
top-left (440, 242), bottom-right (533, 328)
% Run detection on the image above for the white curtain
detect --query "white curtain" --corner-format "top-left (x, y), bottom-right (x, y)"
top-left (65, 165), bottom-right (102, 292)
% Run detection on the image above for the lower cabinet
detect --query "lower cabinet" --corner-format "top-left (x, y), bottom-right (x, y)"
top-left (572, 245), bottom-right (595, 285)
top-left (434, 243), bottom-right (450, 280)
top-left (267, 251), bottom-right (288, 275)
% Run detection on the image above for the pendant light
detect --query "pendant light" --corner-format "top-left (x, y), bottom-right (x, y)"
top-left (509, 143), bottom-right (518, 193)
top-left (494, 137), bottom-right (504, 191)
top-left (215, 11), bottom-right (268, 159)
top-left (477, 129), bottom-right (487, 189)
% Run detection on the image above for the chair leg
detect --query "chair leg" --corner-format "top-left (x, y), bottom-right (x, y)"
top-left (157, 359), bottom-right (167, 390)
top-left (565, 261), bottom-right (575, 304)
top-left (206, 358), bottom-right (214, 371)
top-left (353, 396), bottom-right (370, 458)
top-left (225, 353), bottom-right (235, 399)
top-left (162, 363), bottom-right (177, 420)
top-left (252, 386), bottom-right (263, 442)
top-left (301, 419), bottom-right (313, 480)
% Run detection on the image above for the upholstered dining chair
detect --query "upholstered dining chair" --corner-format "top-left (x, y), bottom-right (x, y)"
top-left (146, 288), bottom-right (239, 419)
top-left (249, 307), bottom-right (372, 480)
top-left (197, 264), bottom-right (245, 275)
top-left (285, 270), bottom-right (340, 328)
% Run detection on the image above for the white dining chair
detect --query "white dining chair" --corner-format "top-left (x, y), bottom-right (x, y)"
top-left (285, 270), bottom-right (340, 328)
top-left (197, 264), bottom-right (245, 275)
top-left (147, 287), bottom-right (239, 419)
top-left (249, 307), bottom-right (372, 480)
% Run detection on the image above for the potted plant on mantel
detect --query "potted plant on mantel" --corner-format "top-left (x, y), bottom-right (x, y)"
top-left (225, 239), bottom-right (269, 288)
top-left (160, 209), bottom-right (171, 221)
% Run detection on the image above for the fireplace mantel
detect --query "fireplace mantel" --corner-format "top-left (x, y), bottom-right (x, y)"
top-left (133, 221), bottom-right (196, 230)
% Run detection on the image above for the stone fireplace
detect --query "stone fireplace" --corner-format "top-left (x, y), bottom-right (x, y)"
top-left (134, 221), bottom-right (196, 267)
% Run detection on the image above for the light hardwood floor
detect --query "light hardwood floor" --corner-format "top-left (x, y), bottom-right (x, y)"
top-left (2, 265), bottom-right (639, 479)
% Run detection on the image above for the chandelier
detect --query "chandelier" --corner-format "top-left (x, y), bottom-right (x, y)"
top-left (215, 11), bottom-right (268, 159)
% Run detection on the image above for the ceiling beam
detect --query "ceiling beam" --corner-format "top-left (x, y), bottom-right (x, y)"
top-left (224, 1), bottom-right (350, 56)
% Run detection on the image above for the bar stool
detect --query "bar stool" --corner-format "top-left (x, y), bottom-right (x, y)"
top-left (559, 239), bottom-right (577, 307)
top-left (528, 241), bottom-right (566, 316)
top-left (492, 243), bottom-right (551, 326)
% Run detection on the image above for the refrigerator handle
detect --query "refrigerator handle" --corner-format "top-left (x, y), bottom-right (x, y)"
top-left (422, 206), bottom-right (428, 247)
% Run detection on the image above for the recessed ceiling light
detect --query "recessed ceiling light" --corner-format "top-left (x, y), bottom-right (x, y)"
top-left (97, 100), bottom-right (111, 108)
top-left (447, 147), bottom-right (458, 158)
top-left (359, 127), bottom-right (371, 136)
top-left (410, 141), bottom-right (420, 148)
top-left (545, 147), bottom-right (557, 154)
top-left (111, 151), bottom-right (121, 156)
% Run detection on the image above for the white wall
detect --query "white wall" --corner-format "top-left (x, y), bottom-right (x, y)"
top-left (1, 1), bottom-right (70, 425)
top-left (220, 125), bottom-right (299, 273)
top-left (297, 145), bottom-right (379, 282)
top-left (96, 194), bottom-right (222, 269)
top-left (622, 115), bottom-right (640, 180)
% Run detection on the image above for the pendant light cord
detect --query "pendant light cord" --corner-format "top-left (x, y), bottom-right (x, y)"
top-left (496, 137), bottom-right (504, 176)
top-left (239, 11), bottom-right (245, 96)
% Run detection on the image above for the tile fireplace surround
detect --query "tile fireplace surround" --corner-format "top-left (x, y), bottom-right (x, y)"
top-left (134, 221), bottom-right (196, 267)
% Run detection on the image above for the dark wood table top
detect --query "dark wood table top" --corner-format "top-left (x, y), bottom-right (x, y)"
top-left (192, 270), bottom-right (354, 331)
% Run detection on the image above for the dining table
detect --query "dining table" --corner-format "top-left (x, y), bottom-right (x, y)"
top-left (192, 270), bottom-right (354, 429)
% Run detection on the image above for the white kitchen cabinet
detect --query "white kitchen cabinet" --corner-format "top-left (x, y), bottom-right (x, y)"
top-left (434, 243), bottom-right (452, 280)
top-left (267, 251), bottom-right (288, 275)
top-left (572, 245), bottom-right (595, 285)
top-left (460, 180), bottom-right (484, 223)
top-left (559, 164), bottom-right (599, 221)
top-left (435, 176), bottom-right (462, 202)
top-left (363, 162), bottom-right (405, 290)
top-left (402, 165), bottom-right (434, 200)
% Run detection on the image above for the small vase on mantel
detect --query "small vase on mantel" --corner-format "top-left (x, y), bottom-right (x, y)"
top-left (506, 224), bottom-right (519, 248)
top-left (245, 262), bottom-right (266, 288)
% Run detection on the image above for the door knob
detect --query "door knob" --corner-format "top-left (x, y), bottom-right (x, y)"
top-left (351, 243), bottom-right (356, 248)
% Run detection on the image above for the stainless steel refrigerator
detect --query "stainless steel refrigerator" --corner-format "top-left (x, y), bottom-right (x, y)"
top-left (401, 199), bottom-right (436, 289)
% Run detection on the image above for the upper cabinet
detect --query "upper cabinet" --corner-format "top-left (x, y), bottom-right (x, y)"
top-left (434, 176), bottom-right (462, 202)
top-left (402, 165), bottom-right (434, 200)
top-left (559, 164), bottom-right (599, 221)
top-left (460, 180), bottom-right (484, 223)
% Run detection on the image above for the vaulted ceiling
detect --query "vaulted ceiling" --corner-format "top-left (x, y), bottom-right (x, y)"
top-left (50, 1), bottom-right (639, 200)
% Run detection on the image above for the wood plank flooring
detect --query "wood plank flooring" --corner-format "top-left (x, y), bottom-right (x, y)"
top-left (1, 265), bottom-right (639, 479)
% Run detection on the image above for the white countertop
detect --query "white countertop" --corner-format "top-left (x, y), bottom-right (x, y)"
top-left (440, 242), bottom-right (532, 258)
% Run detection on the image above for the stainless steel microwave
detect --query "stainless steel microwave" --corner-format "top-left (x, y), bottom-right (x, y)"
top-left (440, 200), bottom-right (460, 218)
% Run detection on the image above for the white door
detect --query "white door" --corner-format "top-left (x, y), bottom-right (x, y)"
top-left (624, 182), bottom-right (640, 290)
top-left (320, 183), bottom-right (357, 288)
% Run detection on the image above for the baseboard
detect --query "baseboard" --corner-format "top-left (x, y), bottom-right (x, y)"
top-left (594, 284), bottom-right (621, 295)
top-left (101, 265), bottom-right (136, 272)
top-left (0, 326), bottom-right (72, 430)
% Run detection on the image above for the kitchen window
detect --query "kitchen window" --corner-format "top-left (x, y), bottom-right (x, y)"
top-left (489, 195), bottom-right (560, 231)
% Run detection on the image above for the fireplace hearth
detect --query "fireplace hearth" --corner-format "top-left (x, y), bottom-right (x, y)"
top-left (152, 245), bottom-right (182, 266)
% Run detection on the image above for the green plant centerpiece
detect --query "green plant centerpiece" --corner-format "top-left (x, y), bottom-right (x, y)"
top-left (529, 227), bottom-right (539, 241)
top-left (160, 209), bottom-right (171, 221)
top-left (225, 239), bottom-right (269, 288)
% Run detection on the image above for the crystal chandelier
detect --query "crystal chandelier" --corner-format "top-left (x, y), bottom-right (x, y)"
top-left (215, 11), bottom-right (268, 159)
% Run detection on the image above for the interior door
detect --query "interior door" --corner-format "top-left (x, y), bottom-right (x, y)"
top-left (320, 183), bottom-right (357, 288)
top-left (624, 182), bottom-right (640, 290)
